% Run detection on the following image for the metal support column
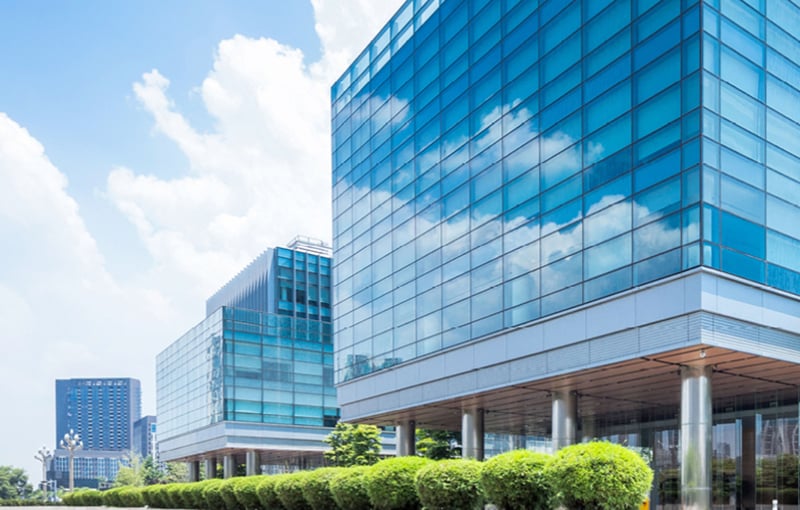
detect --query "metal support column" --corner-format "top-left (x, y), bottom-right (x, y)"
top-left (741, 415), bottom-right (756, 510)
top-left (462, 409), bottom-right (484, 460)
top-left (223, 455), bottom-right (235, 479)
top-left (187, 461), bottom-right (200, 482)
top-left (246, 450), bottom-right (259, 476)
top-left (396, 420), bottom-right (416, 456)
top-left (680, 365), bottom-right (712, 510)
top-left (203, 458), bottom-right (216, 480)
top-left (552, 390), bottom-right (577, 450)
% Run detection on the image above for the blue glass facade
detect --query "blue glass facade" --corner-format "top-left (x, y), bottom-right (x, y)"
top-left (156, 244), bottom-right (338, 470)
top-left (331, 0), bottom-right (800, 383)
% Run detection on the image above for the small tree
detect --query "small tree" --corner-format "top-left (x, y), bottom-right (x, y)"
top-left (416, 429), bottom-right (461, 459)
top-left (323, 423), bottom-right (382, 467)
top-left (114, 452), bottom-right (144, 487)
top-left (141, 455), bottom-right (164, 485)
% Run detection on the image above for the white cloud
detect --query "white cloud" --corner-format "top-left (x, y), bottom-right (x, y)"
top-left (106, 0), bottom-right (404, 297)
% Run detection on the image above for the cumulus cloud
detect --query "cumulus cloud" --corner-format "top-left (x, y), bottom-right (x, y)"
top-left (106, 1), bottom-right (404, 298)
top-left (0, 112), bottom-right (185, 481)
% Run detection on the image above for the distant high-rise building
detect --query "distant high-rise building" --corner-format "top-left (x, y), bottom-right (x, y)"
top-left (132, 415), bottom-right (157, 461)
top-left (52, 378), bottom-right (141, 488)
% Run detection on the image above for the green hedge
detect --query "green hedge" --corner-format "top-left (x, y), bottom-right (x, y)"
top-left (415, 459), bottom-right (483, 510)
top-left (301, 467), bottom-right (343, 510)
top-left (481, 449), bottom-right (552, 510)
top-left (233, 475), bottom-right (266, 510)
top-left (365, 456), bottom-right (432, 510)
top-left (220, 478), bottom-right (245, 510)
top-left (62, 488), bottom-right (104, 506)
top-left (202, 478), bottom-right (226, 510)
top-left (547, 442), bottom-right (654, 510)
top-left (329, 466), bottom-right (371, 510)
top-left (275, 471), bottom-right (312, 510)
top-left (257, 474), bottom-right (287, 510)
top-left (56, 444), bottom-right (656, 509)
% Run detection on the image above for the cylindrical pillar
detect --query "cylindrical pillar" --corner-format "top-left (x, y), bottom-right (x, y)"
top-left (187, 461), bottom-right (200, 482)
top-left (509, 432), bottom-right (526, 450)
top-left (552, 390), bottom-right (577, 450)
top-left (462, 409), bottom-right (484, 460)
top-left (246, 450), bottom-right (259, 476)
top-left (680, 365), bottom-right (712, 510)
top-left (741, 416), bottom-right (756, 510)
top-left (223, 455), bottom-right (235, 479)
top-left (395, 420), bottom-right (416, 456)
top-left (203, 458), bottom-right (216, 480)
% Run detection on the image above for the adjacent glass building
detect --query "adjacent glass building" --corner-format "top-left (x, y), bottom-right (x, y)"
top-left (157, 239), bottom-right (340, 478)
top-left (52, 378), bottom-right (142, 488)
top-left (332, 1), bottom-right (800, 508)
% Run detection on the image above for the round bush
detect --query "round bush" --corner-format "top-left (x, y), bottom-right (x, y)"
top-left (220, 478), bottom-right (245, 510)
top-left (166, 483), bottom-right (187, 508)
top-left (256, 475), bottom-right (287, 510)
top-left (102, 487), bottom-right (124, 507)
top-left (64, 488), bottom-right (104, 506)
top-left (117, 486), bottom-right (145, 508)
top-left (481, 449), bottom-right (552, 510)
top-left (275, 472), bottom-right (312, 510)
top-left (329, 466), bottom-right (371, 510)
top-left (202, 478), bottom-right (226, 510)
top-left (140, 485), bottom-right (159, 507)
top-left (415, 458), bottom-right (484, 510)
top-left (546, 441), bottom-right (654, 510)
top-left (188, 479), bottom-right (216, 509)
top-left (233, 475), bottom-right (266, 510)
top-left (365, 456), bottom-right (432, 510)
top-left (301, 468), bottom-right (343, 510)
top-left (177, 483), bottom-right (199, 509)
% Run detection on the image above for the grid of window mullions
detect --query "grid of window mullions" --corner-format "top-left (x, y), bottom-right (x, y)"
top-left (334, 2), bottom-right (793, 380)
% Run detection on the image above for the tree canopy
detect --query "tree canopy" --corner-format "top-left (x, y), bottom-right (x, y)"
top-left (416, 429), bottom-right (462, 460)
top-left (0, 466), bottom-right (31, 500)
top-left (323, 422), bottom-right (382, 467)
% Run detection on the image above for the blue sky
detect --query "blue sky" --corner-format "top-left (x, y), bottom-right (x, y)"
top-left (0, 0), bottom-right (319, 277)
top-left (0, 0), bottom-right (402, 484)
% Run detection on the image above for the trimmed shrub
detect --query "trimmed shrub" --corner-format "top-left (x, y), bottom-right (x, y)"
top-left (546, 441), bottom-right (654, 510)
top-left (234, 475), bottom-right (266, 510)
top-left (415, 458), bottom-right (483, 510)
top-left (256, 475), bottom-right (287, 510)
top-left (202, 478), bottom-right (226, 510)
top-left (188, 479), bottom-right (216, 509)
top-left (63, 488), bottom-right (103, 506)
top-left (166, 483), bottom-right (186, 508)
top-left (220, 478), bottom-right (245, 510)
top-left (275, 472), bottom-right (312, 510)
top-left (365, 456), bottom-right (432, 510)
top-left (102, 487), bottom-right (125, 507)
top-left (329, 466), bottom-right (371, 510)
top-left (177, 483), bottom-right (199, 509)
top-left (141, 485), bottom-right (160, 507)
top-left (481, 449), bottom-right (552, 510)
top-left (301, 468), bottom-right (343, 510)
top-left (117, 486), bottom-right (145, 507)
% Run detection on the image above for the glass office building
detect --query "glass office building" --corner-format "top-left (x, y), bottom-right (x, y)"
top-left (157, 240), bottom-right (340, 478)
top-left (332, 1), bottom-right (800, 508)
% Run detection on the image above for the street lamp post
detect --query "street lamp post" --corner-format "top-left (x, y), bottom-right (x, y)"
top-left (34, 445), bottom-right (52, 502)
top-left (60, 429), bottom-right (82, 491)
